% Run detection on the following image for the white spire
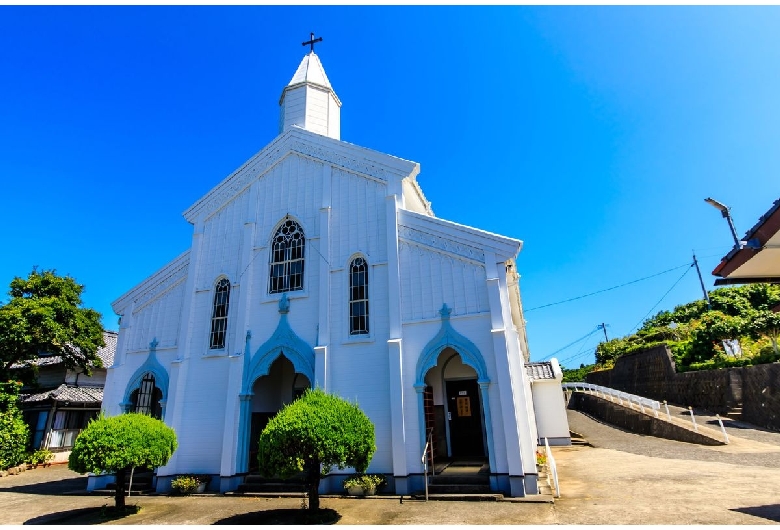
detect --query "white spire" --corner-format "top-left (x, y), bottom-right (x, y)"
top-left (279, 52), bottom-right (341, 140)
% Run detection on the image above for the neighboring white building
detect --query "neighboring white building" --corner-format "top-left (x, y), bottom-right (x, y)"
top-left (526, 360), bottom-right (571, 446)
top-left (101, 48), bottom-right (562, 497)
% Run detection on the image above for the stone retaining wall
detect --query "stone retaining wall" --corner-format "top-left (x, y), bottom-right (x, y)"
top-left (585, 345), bottom-right (780, 430)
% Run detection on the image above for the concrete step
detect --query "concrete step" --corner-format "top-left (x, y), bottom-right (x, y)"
top-left (236, 482), bottom-right (306, 493)
top-left (410, 492), bottom-right (503, 502)
top-left (428, 483), bottom-right (492, 494)
top-left (430, 474), bottom-right (489, 485)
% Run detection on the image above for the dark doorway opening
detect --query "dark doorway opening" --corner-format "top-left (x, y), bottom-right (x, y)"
top-left (446, 379), bottom-right (485, 458)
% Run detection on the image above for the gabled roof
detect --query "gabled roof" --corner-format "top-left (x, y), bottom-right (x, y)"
top-left (20, 383), bottom-right (103, 405)
top-left (399, 209), bottom-right (522, 263)
top-left (182, 126), bottom-right (421, 224)
top-left (112, 250), bottom-right (190, 315)
top-left (525, 362), bottom-right (555, 381)
top-left (712, 197), bottom-right (780, 285)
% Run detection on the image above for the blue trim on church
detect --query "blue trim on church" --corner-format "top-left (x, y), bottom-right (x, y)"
top-left (236, 294), bottom-right (315, 473)
top-left (120, 338), bottom-right (170, 418)
top-left (414, 304), bottom-right (496, 475)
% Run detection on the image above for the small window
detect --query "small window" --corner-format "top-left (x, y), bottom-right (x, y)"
top-left (349, 257), bottom-right (369, 335)
top-left (210, 278), bottom-right (230, 349)
top-left (269, 219), bottom-right (305, 294)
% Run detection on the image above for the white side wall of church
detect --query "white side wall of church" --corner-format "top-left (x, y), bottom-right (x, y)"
top-left (330, 167), bottom-right (388, 266)
top-left (127, 279), bottom-right (186, 353)
top-left (399, 242), bottom-right (490, 322)
top-left (173, 357), bottom-right (232, 472)
top-left (197, 188), bottom-right (250, 289)
top-left (253, 155), bottom-right (323, 243)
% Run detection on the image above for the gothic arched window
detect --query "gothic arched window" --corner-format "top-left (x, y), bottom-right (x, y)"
top-left (349, 257), bottom-right (369, 335)
top-left (210, 278), bottom-right (230, 349)
top-left (130, 373), bottom-right (162, 419)
top-left (269, 219), bottom-right (305, 294)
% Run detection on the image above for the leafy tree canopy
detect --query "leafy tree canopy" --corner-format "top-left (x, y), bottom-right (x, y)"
top-left (0, 269), bottom-right (105, 384)
top-left (257, 388), bottom-right (376, 511)
top-left (69, 413), bottom-right (177, 509)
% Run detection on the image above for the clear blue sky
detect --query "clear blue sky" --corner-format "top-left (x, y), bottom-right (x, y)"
top-left (2, 6), bottom-right (779, 367)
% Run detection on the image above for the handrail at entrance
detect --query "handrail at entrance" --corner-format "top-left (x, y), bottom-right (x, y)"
top-left (544, 437), bottom-right (560, 498)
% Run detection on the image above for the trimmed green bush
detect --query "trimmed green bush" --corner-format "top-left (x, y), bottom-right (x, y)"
top-left (0, 381), bottom-right (29, 470)
top-left (257, 388), bottom-right (376, 511)
top-left (69, 413), bottom-right (177, 509)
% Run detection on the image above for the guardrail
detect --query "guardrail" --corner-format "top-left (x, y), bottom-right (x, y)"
top-left (543, 437), bottom-right (559, 498)
top-left (562, 382), bottom-right (661, 418)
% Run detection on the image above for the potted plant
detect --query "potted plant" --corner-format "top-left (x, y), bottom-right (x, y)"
top-left (171, 474), bottom-right (210, 494)
top-left (343, 474), bottom-right (384, 496)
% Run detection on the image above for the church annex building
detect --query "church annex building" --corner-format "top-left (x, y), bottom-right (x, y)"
top-left (99, 43), bottom-right (568, 498)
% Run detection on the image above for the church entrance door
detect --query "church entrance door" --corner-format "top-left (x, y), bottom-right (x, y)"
top-left (248, 355), bottom-right (310, 473)
top-left (445, 379), bottom-right (485, 458)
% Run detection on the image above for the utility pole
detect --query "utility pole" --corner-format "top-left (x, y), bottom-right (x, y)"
top-left (598, 323), bottom-right (609, 342)
top-left (692, 252), bottom-right (712, 310)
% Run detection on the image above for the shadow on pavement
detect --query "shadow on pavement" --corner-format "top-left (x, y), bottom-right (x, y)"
top-left (214, 508), bottom-right (341, 525)
top-left (730, 504), bottom-right (780, 523)
top-left (0, 477), bottom-right (89, 496)
top-left (23, 505), bottom-right (140, 525)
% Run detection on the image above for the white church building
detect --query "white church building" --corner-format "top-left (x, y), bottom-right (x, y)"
top-left (100, 44), bottom-right (563, 498)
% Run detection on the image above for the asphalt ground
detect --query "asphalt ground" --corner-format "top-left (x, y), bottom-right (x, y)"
top-left (1, 409), bottom-right (779, 525)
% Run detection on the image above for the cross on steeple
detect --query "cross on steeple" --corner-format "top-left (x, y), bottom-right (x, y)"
top-left (302, 32), bottom-right (322, 53)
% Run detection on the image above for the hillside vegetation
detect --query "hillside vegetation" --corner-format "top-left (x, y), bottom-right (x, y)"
top-left (590, 283), bottom-right (780, 374)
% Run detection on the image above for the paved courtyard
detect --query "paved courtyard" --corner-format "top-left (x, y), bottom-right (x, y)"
top-left (1, 408), bottom-right (779, 525)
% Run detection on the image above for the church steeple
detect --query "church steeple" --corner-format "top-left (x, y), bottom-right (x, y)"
top-left (279, 35), bottom-right (341, 140)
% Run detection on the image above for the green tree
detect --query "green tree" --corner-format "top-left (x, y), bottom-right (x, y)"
top-left (68, 413), bottom-right (177, 510)
top-left (748, 310), bottom-right (780, 355)
top-left (688, 311), bottom-right (745, 363)
top-left (0, 381), bottom-right (29, 470)
top-left (0, 269), bottom-right (105, 385)
top-left (257, 388), bottom-right (376, 511)
top-left (561, 363), bottom-right (596, 383)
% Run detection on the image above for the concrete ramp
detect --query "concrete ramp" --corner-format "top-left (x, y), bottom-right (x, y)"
top-left (567, 392), bottom-right (726, 446)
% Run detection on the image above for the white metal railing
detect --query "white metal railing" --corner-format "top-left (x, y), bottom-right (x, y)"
top-left (544, 437), bottom-right (560, 498)
top-left (421, 438), bottom-right (430, 502)
top-left (562, 383), bottom-right (661, 417)
top-left (420, 428), bottom-right (436, 501)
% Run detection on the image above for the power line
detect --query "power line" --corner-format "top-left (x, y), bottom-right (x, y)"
top-left (627, 265), bottom-right (693, 334)
top-left (525, 262), bottom-right (692, 312)
top-left (539, 327), bottom-right (601, 361)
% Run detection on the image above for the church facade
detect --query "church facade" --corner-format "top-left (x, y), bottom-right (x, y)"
top-left (100, 48), bottom-right (545, 497)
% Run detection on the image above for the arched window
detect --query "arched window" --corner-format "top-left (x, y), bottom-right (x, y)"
top-left (130, 373), bottom-right (162, 419)
top-left (210, 278), bottom-right (230, 349)
top-left (349, 257), bottom-right (369, 335)
top-left (269, 219), bottom-right (305, 294)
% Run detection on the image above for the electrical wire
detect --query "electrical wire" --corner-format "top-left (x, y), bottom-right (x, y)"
top-left (524, 262), bottom-right (692, 312)
top-left (626, 265), bottom-right (693, 334)
top-left (539, 327), bottom-right (601, 361)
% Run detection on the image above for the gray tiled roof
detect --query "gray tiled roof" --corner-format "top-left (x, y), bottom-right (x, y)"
top-left (525, 362), bottom-right (555, 381)
top-left (21, 383), bottom-right (103, 405)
